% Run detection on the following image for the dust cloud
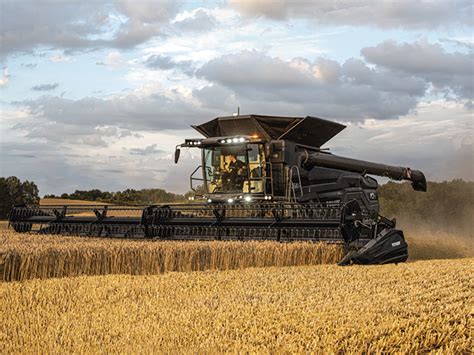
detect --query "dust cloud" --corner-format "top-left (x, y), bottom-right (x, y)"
top-left (399, 212), bottom-right (473, 260)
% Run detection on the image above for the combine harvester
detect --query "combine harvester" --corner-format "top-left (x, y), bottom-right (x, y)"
top-left (9, 115), bottom-right (426, 265)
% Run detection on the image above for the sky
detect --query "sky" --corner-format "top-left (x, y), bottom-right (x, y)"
top-left (0, 0), bottom-right (473, 195)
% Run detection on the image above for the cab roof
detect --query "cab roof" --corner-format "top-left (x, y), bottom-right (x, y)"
top-left (192, 114), bottom-right (346, 148)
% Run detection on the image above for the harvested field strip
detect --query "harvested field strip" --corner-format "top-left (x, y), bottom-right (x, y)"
top-left (1, 258), bottom-right (472, 353)
top-left (0, 231), bottom-right (344, 281)
top-left (40, 198), bottom-right (110, 205)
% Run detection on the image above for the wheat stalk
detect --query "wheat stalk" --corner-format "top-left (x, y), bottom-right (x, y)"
top-left (0, 231), bottom-right (344, 281)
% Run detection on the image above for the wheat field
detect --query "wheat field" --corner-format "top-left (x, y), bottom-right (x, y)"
top-left (1, 229), bottom-right (471, 352)
top-left (1, 258), bottom-right (472, 353)
top-left (0, 231), bottom-right (344, 281)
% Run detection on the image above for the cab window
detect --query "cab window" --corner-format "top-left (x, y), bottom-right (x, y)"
top-left (203, 144), bottom-right (265, 194)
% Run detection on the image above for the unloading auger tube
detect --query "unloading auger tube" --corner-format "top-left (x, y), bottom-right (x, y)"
top-left (8, 113), bottom-right (427, 266)
top-left (301, 150), bottom-right (427, 192)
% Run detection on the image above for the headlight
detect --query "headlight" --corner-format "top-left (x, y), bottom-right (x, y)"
top-left (226, 139), bottom-right (232, 143)
top-left (207, 198), bottom-right (212, 203)
top-left (244, 196), bottom-right (251, 202)
top-left (232, 138), bottom-right (239, 143)
top-left (227, 198), bottom-right (234, 203)
top-left (238, 137), bottom-right (245, 142)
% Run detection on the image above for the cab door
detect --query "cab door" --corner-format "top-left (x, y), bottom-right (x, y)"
top-left (244, 143), bottom-right (267, 195)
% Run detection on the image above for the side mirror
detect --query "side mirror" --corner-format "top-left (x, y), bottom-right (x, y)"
top-left (174, 147), bottom-right (181, 164)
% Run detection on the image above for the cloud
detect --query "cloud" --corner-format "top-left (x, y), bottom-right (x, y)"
top-left (101, 169), bottom-right (125, 174)
top-left (341, 58), bottom-right (426, 96)
top-left (196, 50), bottom-right (428, 120)
top-left (116, 0), bottom-right (180, 24)
top-left (1, 1), bottom-right (105, 57)
top-left (96, 51), bottom-right (123, 67)
top-left (173, 9), bottom-right (218, 32)
top-left (0, 0), bottom-right (181, 58)
top-left (14, 120), bottom-right (109, 147)
top-left (230, 0), bottom-right (473, 29)
top-left (193, 84), bottom-right (238, 111)
top-left (440, 38), bottom-right (474, 50)
top-left (49, 55), bottom-right (72, 63)
top-left (143, 54), bottom-right (194, 75)
top-left (0, 140), bottom-right (88, 194)
top-left (129, 144), bottom-right (165, 155)
top-left (361, 40), bottom-right (473, 100)
top-left (21, 63), bottom-right (37, 69)
top-left (0, 136), bottom-right (192, 195)
top-left (18, 92), bottom-right (210, 131)
top-left (31, 83), bottom-right (59, 91)
top-left (7, 153), bottom-right (36, 158)
top-left (329, 100), bottom-right (473, 182)
top-left (144, 55), bottom-right (176, 70)
top-left (198, 51), bottom-right (311, 88)
top-left (8, 87), bottom-right (216, 152)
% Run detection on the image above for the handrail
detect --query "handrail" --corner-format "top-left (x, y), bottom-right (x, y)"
top-left (190, 165), bottom-right (204, 192)
top-left (289, 165), bottom-right (304, 202)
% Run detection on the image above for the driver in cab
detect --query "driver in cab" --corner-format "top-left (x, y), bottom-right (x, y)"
top-left (227, 155), bottom-right (244, 173)
top-left (223, 154), bottom-right (245, 190)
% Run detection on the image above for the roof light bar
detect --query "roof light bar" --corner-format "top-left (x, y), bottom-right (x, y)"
top-left (185, 139), bottom-right (202, 146)
top-left (219, 136), bottom-right (249, 144)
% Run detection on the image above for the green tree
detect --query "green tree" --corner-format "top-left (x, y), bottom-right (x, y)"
top-left (0, 176), bottom-right (40, 219)
top-left (53, 188), bottom-right (186, 205)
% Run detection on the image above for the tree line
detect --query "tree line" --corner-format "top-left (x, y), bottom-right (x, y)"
top-left (44, 188), bottom-right (188, 205)
top-left (1, 176), bottom-right (473, 230)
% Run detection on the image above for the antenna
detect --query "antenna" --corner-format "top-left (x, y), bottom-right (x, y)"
top-left (232, 107), bottom-right (241, 117)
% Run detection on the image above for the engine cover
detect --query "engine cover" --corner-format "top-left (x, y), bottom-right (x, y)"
top-left (300, 167), bottom-right (380, 215)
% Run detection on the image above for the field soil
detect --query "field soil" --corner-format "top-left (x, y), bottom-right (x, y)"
top-left (1, 258), bottom-right (471, 353)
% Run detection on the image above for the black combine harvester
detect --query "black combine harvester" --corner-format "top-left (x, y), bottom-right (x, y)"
top-left (9, 115), bottom-right (427, 265)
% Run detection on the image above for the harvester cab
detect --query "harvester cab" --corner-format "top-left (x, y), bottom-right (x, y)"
top-left (176, 134), bottom-right (270, 203)
top-left (176, 114), bottom-right (346, 203)
top-left (9, 114), bottom-right (427, 266)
